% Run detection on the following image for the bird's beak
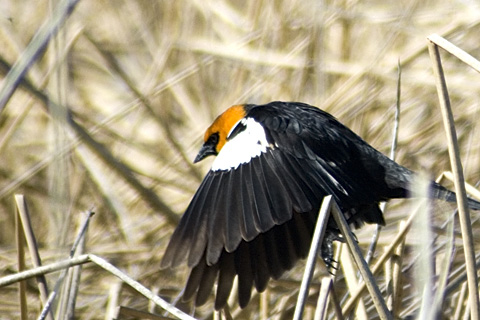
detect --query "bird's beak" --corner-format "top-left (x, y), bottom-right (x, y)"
top-left (194, 143), bottom-right (217, 163)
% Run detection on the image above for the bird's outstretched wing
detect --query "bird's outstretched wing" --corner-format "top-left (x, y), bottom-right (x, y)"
top-left (161, 148), bottom-right (325, 308)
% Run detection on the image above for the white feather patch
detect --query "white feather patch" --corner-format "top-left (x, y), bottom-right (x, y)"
top-left (212, 118), bottom-right (271, 171)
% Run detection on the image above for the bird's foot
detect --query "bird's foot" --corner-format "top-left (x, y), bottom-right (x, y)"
top-left (321, 230), bottom-right (346, 269)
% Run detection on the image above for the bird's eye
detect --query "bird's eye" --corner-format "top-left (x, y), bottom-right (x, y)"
top-left (209, 132), bottom-right (219, 145)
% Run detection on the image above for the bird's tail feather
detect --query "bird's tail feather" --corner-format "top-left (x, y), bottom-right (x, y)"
top-left (431, 183), bottom-right (480, 210)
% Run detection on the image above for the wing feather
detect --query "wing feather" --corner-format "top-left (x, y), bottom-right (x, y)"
top-left (272, 151), bottom-right (324, 207)
top-left (251, 155), bottom-right (292, 225)
top-left (234, 242), bottom-right (253, 308)
top-left (291, 210), bottom-right (316, 259)
top-left (249, 234), bottom-right (270, 292)
top-left (238, 164), bottom-right (269, 241)
top-left (206, 174), bottom-right (228, 265)
top-left (215, 252), bottom-right (236, 309)
top-left (162, 173), bottom-right (215, 268)
top-left (183, 257), bottom-right (206, 302)
top-left (195, 262), bottom-right (219, 306)
top-left (192, 173), bottom-right (223, 267)
top-left (224, 168), bottom-right (243, 252)
top-left (276, 221), bottom-right (298, 270)
top-left (249, 161), bottom-right (277, 230)
top-left (261, 226), bottom-right (284, 279)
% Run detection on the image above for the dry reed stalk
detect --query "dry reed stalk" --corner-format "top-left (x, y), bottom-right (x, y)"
top-left (293, 195), bottom-right (331, 320)
top-left (331, 200), bottom-right (392, 320)
top-left (15, 195), bottom-right (53, 320)
top-left (15, 202), bottom-right (28, 320)
top-left (428, 35), bottom-right (480, 320)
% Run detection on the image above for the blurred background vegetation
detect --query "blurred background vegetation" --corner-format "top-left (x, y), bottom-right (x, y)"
top-left (0, 0), bottom-right (480, 319)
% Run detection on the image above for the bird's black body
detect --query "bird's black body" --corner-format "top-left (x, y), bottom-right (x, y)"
top-left (162, 101), bottom-right (480, 310)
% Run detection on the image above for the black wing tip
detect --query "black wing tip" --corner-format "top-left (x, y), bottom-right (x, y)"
top-left (160, 248), bottom-right (175, 270)
top-left (160, 255), bottom-right (185, 270)
top-left (467, 197), bottom-right (480, 211)
top-left (160, 259), bottom-right (171, 270)
top-left (238, 291), bottom-right (252, 309)
top-left (214, 290), bottom-right (230, 310)
top-left (161, 241), bottom-right (189, 270)
top-left (431, 183), bottom-right (480, 211)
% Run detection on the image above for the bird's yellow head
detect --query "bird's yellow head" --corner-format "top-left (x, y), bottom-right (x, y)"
top-left (194, 105), bottom-right (246, 163)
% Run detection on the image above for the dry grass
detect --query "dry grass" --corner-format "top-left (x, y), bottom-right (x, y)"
top-left (1, 0), bottom-right (480, 319)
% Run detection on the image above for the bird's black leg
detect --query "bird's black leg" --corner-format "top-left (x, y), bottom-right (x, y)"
top-left (321, 230), bottom-right (346, 268)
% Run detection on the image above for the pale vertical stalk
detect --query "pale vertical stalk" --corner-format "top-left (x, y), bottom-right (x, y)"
top-left (104, 281), bottom-right (122, 320)
top-left (293, 195), bottom-right (332, 320)
top-left (340, 247), bottom-right (367, 320)
top-left (453, 283), bottom-right (467, 320)
top-left (391, 221), bottom-right (406, 317)
top-left (314, 277), bottom-right (331, 320)
top-left (411, 173), bottom-right (434, 320)
top-left (427, 38), bottom-right (480, 320)
top-left (15, 207), bottom-right (28, 320)
top-left (15, 195), bottom-right (54, 320)
top-left (48, 0), bottom-right (71, 246)
top-left (260, 290), bottom-right (268, 320)
top-left (385, 257), bottom-right (393, 310)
